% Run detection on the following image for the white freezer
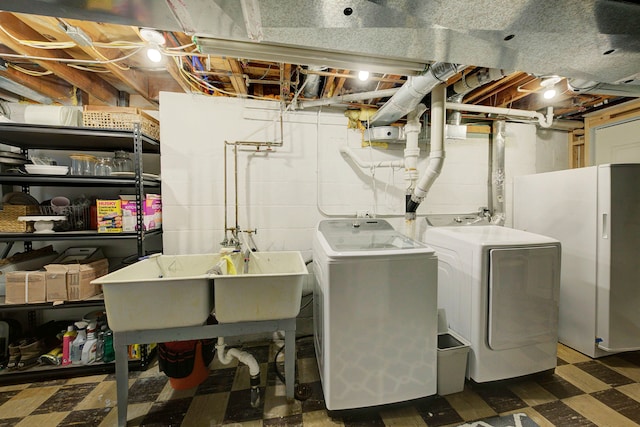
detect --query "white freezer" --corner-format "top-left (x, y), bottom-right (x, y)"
top-left (514, 163), bottom-right (640, 358)
top-left (422, 225), bottom-right (561, 383)
top-left (313, 219), bottom-right (438, 410)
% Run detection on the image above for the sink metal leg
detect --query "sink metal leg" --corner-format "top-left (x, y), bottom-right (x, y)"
top-left (285, 327), bottom-right (295, 399)
top-left (114, 334), bottom-right (130, 427)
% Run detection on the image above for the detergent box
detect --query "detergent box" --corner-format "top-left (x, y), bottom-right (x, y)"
top-left (120, 194), bottom-right (162, 232)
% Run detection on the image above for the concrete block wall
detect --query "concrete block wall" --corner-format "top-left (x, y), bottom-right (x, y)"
top-left (159, 92), bottom-right (568, 258)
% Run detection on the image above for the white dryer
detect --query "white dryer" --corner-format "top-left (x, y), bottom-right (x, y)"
top-left (422, 225), bottom-right (561, 383)
top-left (313, 219), bottom-right (438, 410)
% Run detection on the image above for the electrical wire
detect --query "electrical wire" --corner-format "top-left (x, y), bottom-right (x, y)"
top-left (273, 334), bottom-right (314, 400)
top-left (8, 63), bottom-right (53, 76)
top-left (0, 46), bottom-right (144, 65)
top-left (67, 64), bottom-right (111, 73)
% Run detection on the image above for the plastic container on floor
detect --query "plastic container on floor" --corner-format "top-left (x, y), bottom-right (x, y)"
top-left (437, 330), bottom-right (470, 395)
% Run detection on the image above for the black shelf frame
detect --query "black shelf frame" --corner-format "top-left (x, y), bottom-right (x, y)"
top-left (0, 174), bottom-right (160, 188)
top-left (0, 123), bottom-right (161, 383)
top-left (0, 123), bottom-right (160, 153)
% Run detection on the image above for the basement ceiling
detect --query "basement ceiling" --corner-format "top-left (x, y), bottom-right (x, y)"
top-left (0, 1), bottom-right (639, 123)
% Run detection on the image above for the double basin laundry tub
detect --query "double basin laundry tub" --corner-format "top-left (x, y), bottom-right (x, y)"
top-left (92, 251), bottom-right (308, 332)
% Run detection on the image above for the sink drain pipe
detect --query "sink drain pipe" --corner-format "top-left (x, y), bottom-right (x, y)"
top-left (216, 337), bottom-right (261, 407)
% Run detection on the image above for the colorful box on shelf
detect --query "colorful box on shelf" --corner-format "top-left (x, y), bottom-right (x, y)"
top-left (120, 194), bottom-right (162, 232)
top-left (96, 199), bottom-right (122, 233)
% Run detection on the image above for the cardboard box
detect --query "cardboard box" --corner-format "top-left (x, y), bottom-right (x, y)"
top-left (5, 271), bottom-right (47, 304)
top-left (97, 199), bottom-right (122, 233)
top-left (120, 194), bottom-right (162, 232)
top-left (45, 258), bottom-right (109, 301)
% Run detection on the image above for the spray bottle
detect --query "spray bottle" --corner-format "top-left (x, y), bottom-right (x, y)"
top-left (61, 325), bottom-right (77, 366)
top-left (70, 321), bottom-right (88, 364)
top-left (81, 322), bottom-right (98, 365)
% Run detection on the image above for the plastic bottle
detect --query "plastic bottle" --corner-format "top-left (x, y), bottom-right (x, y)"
top-left (102, 326), bottom-right (114, 363)
top-left (61, 325), bottom-right (77, 366)
top-left (96, 325), bottom-right (105, 362)
top-left (81, 322), bottom-right (98, 365)
top-left (70, 321), bottom-right (88, 364)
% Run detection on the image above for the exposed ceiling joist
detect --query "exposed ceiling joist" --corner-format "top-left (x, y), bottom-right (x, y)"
top-left (0, 12), bottom-right (120, 105)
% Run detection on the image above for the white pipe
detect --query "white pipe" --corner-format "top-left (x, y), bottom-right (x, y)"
top-left (410, 84), bottom-right (447, 205)
top-left (339, 146), bottom-right (404, 169)
top-left (404, 103), bottom-right (426, 186)
top-left (215, 337), bottom-right (260, 377)
top-left (446, 102), bottom-right (554, 128)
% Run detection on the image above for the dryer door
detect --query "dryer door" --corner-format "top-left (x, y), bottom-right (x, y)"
top-left (487, 246), bottom-right (560, 351)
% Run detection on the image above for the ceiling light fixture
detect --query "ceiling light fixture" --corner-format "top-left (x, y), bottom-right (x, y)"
top-left (539, 75), bottom-right (562, 100)
top-left (193, 37), bottom-right (428, 76)
top-left (358, 70), bottom-right (370, 81)
top-left (139, 28), bottom-right (166, 45)
top-left (146, 46), bottom-right (163, 63)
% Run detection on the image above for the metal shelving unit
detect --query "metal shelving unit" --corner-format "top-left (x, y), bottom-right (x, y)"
top-left (0, 122), bottom-right (161, 383)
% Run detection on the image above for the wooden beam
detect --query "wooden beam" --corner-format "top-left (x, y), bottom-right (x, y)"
top-left (334, 70), bottom-right (347, 96)
top-left (166, 56), bottom-right (194, 93)
top-left (16, 15), bottom-right (158, 106)
top-left (0, 12), bottom-right (119, 105)
top-left (321, 68), bottom-right (337, 98)
top-left (226, 58), bottom-right (248, 96)
top-left (0, 66), bottom-right (74, 105)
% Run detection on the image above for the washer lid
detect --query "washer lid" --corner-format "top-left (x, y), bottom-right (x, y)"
top-left (317, 219), bottom-right (433, 255)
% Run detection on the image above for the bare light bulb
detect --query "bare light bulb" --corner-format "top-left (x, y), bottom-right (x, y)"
top-left (543, 88), bottom-right (557, 99)
top-left (358, 70), bottom-right (370, 81)
top-left (147, 46), bottom-right (162, 63)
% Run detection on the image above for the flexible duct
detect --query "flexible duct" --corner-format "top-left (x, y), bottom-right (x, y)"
top-left (567, 79), bottom-right (640, 97)
top-left (303, 66), bottom-right (326, 98)
top-left (370, 62), bottom-right (460, 126)
top-left (406, 84), bottom-right (447, 213)
top-left (490, 120), bottom-right (506, 225)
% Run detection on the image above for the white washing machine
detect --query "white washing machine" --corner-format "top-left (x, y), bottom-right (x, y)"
top-left (422, 225), bottom-right (561, 383)
top-left (313, 219), bottom-right (438, 411)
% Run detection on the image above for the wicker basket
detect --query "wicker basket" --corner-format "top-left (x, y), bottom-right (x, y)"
top-left (82, 106), bottom-right (160, 141)
top-left (0, 205), bottom-right (40, 232)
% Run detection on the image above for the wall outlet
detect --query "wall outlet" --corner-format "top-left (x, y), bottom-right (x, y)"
top-left (356, 210), bottom-right (373, 218)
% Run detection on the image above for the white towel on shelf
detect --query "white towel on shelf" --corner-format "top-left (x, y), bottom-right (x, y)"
top-left (24, 105), bottom-right (82, 126)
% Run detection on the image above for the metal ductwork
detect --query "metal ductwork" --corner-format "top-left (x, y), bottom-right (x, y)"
top-left (369, 63), bottom-right (461, 126)
top-left (568, 79), bottom-right (640, 97)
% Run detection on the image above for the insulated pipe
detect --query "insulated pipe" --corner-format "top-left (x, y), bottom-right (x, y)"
top-left (339, 146), bottom-right (405, 169)
top-left (297, 88), bottom-right (399, 109)
top-left (490, 120), bottom-right (506, 226)
top-left (406, 84), bottom-right (447, 213)
top-left (446, 102), bottom-right (554, 128)
top-left (370, 62), bottom-right (460, 126)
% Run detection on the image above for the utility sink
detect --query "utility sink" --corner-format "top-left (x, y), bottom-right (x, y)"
top-left (92, 251), bottom-right (307, 331)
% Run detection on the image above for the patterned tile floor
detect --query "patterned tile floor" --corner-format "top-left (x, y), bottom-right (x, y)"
top-left (0, 339), bottom-right (639, 426)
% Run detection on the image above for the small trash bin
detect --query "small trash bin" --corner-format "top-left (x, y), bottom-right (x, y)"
top-left (437, 330), bottom-right (470, 395)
